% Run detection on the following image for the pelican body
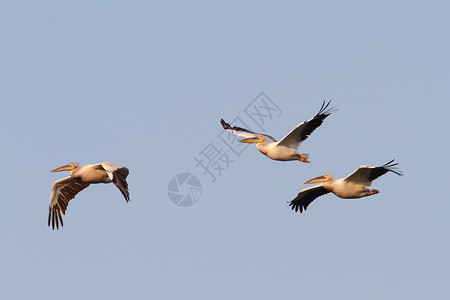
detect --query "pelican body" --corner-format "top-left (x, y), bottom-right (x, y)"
top-left (221, 100), bottom-right (336, 163)
top-left (48, 162), bottom-right (130, 230)
top-left (289, 160), bottom-right (403, 213)
top-left (251, 138), bottom-right (305, 161)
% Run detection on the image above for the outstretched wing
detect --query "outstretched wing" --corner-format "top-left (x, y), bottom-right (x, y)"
top-left (101, 162), bottom-right (130, 202)
top-left (344, 159), bottom-right (403, 186)
top-left (277, 100), bottom-right (336, 149)
top-left (220, 119), bottom-right (259, 138)
top-left (220, 119), bottom-right (277, 143)
top-left (288, 184), bottom-right (330, 213)
top-left (48, 177), bottom-right (90, 230)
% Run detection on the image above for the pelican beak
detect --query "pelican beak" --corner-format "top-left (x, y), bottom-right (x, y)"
top-left (238, 137), bottom-right (264, 143)
top-left (51, 164), bottom-right (76, 172)
top-left (304, 175), bottom-right (330, 184)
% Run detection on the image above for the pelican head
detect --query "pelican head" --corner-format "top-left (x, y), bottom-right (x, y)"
top-left (51, 162), bottom-right (80, 172)
top-left (238, 135), bottom-right (265, 144)
top-left (304, 173), bottom-right (334, 184)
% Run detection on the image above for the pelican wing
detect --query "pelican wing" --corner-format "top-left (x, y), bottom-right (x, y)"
top-left (101, 162), bottom-right (130, 202)
top-left (289, 185), bottom-right (330, 213)
top-left (48, 177), bottom-right (90, 230)
top-left (344, 159), bottom-right (403, 186)
top-left (277, 100), bottom-right (336, 149)
top-left (220, 119), bottom-right (278, 143)
top-left (220, 119), bottom-right (259, 138)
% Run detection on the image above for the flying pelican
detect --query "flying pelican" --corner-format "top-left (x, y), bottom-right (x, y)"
top-left (289, 160), bottom-right (403, 213)
top-left (48, 162), bottom-right (130, 230)
top-left (221, 100), bottom-right (336, 162)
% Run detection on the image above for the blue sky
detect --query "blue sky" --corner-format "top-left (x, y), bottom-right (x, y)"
top-left (1, 1), bottom-right (449, 299)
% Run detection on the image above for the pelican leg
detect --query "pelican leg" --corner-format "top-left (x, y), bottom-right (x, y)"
top-left (296, 153), bottom-right (310, 163)
top-left (364, 188), bottom-right (379, 195)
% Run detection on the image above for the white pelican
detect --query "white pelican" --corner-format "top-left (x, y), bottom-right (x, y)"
top-left (221, 101), bottom-right (336, 162)
top-left (48, 162), bottom-right (130, 230)
top-left (289, 160), bottom-right (403, 213)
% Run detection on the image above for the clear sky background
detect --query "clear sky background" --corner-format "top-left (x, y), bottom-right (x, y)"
top-left (1, 1), bottom-right (449, 299)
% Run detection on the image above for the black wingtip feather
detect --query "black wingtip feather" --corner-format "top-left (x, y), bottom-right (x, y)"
top-left (317, 100), bottom-right (338, 118)
top-left (58, 211), bottom-right (63, 229)
top-left (111, 167), bottom-right (130, 203)
top-left (288, 199), bottom-right (305, 213)
top-left (382, 159), bottom-right (404, 177)
top-left (220, 119), bottom-right (231, 130)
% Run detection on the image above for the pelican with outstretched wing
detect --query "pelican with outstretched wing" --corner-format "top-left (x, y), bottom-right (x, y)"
top-left (289, 160), bottom-right (403, 213)
top-left (221, 101), bottom-right (336, 162)
top-left (48, 162), bottom-right (130, 229)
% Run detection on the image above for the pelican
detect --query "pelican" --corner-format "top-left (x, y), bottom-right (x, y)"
top-left (48, 162), bottom-right (130, 230)
top-left (221, 100), bottom-right (336, 162)
top-left (289, 160), bottom-right (403, 213)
